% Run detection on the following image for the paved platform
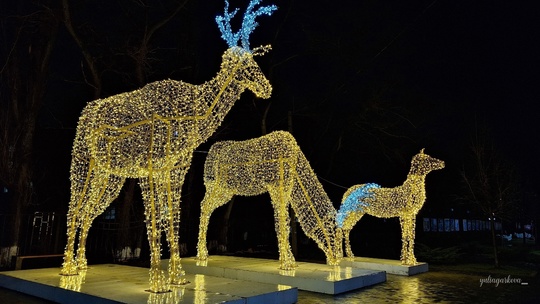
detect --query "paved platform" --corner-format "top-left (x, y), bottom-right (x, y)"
top-left (339, 257), bottom-right (428, 276)
top-left (0, 264), bottom-right (297, 304)
top-left (179, 256), bottom-right (386, 295)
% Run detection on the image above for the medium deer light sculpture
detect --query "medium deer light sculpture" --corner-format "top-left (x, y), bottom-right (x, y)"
top-left (197, 131), bottom-right (342, 270)
top-left (196, 131), bottom-right (342, 269)
top-left (336, 149), bottom-right (444, 265)
top-left (61, 0), bottom-right (276, 293)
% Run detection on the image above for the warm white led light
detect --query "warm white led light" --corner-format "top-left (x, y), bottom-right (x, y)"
top-left (196, 131), bottom-right (341, 269)
top-left (337, 149), bottom-right (444, 265)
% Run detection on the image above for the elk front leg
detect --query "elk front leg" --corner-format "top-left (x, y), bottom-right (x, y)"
top-left (75, 220), bottom-right (90, 270)
top-left (140, 176), bottom-right (169, 293)
top-left (399, 216), bottom-right (417, 265)
top-left (164, 168), bottom-right (187, 286)
top-left (61, 213), bottom-right (79, 275)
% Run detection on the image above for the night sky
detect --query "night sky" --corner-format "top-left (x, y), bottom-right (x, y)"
top-left (2, 0), bottom-right (539, 222)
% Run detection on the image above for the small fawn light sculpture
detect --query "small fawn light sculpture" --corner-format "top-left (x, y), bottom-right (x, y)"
top-left (337, 149), bottom-right (444, 265)
top-left (61, 0), bottom-right (276, 293)
top-left (196, 131), bottom-right (342, 269)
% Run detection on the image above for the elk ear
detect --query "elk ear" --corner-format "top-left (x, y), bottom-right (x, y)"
top-left (252, 44), bottom-right (272, 56)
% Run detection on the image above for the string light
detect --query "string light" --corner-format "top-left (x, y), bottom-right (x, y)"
top-left (337, 149), bottom-right (444, 265)
top-left (61, 0), bottom-right (275, 293)
top-left (196, 131), bottom-right (341, 269)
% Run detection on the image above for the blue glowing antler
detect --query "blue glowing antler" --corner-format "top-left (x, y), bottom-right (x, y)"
top-left (240, 0), bottom-right (277, 51)
top-left (216, 0), bottom-right (240, 49)
top-left (216, 0), bottom-right (277, 52)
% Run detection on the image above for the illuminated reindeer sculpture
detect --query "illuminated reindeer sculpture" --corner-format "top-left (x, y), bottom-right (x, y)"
top-left (336, 149), bottom-right (444, 265)
top-left (196, 131), bottom-right (342, 269)
top-left (61, 0), bottom-right (276, 292)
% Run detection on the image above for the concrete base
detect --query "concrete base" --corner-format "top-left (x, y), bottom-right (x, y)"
top-left (179, 256), bottom-right (386, 295)
top-left (340, 257), bottom-right (428, 276)
top-left (0, 264), bottom-right (297, 304)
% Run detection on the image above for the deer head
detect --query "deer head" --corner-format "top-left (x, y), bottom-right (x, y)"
top-left (410, 148), bottom-right (445, 175)
top-left (216, 0), bottom-right (277, 99)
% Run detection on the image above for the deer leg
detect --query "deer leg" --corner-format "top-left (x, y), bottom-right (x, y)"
top-left (75, 221), bottom-right (89, 270)
top-left (164, 168), bottom-right (188, 286)
top-left (61, 219), bottom-right (79, 276)
top-left (399, 216), bottom-right (417, 265)
top-left (269, 188), bottom-right (296, 270)
top-left (197, 184), bottom-right (233, 262)
top-left (62, 159), bottom-right (96, 276)
top-left (140, 176), bottom-right (169, 293)
top-left (76, 173), bottom-right (125, 270)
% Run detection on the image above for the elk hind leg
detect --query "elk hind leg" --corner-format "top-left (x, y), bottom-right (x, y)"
top-left (61, 160), bottom-right (95, 275)
top-left (61, 215), bottom-right (80, 275)
top-left (76, 173), bottom-right (124, 269)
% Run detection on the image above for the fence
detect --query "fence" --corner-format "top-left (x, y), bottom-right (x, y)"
top-left (1, 207), bottom-right (199, 269)
top-left (0, 212), bottom-right (65, 256)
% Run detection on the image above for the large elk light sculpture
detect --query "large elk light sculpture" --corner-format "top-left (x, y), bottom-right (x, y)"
top-left (61, 0), bottom-right (276, 293)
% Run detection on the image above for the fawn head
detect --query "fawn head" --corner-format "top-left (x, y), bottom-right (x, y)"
top-left (410, 148), bottom-right (445, 175)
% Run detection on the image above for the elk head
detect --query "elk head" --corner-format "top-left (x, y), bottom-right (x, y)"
top-left (216, 0), bottom-right (277, 99)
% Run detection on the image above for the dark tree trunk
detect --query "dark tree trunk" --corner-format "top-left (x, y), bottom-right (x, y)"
top-left (490, 219), bottom-right (499, 268)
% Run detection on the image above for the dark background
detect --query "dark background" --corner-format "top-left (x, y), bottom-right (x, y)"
top-left (1, 0), bottom-right (539, 261)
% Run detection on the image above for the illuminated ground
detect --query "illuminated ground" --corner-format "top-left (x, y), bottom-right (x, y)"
top-left (0, 264), bottom-right (297, 304)
top-left (1, 264), bottom-right (538, 303)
